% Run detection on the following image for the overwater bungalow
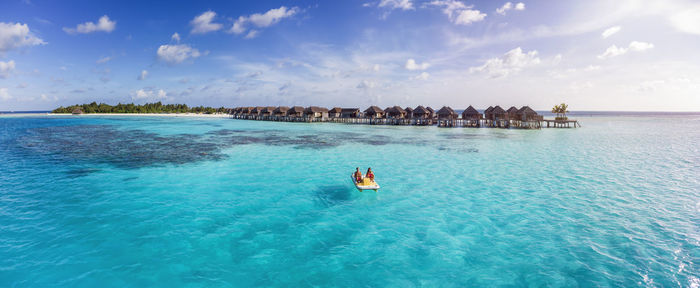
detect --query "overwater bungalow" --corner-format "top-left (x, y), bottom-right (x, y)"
top-left (490, 106), bottom-right (508, 128)
top-left (261, 106), bottom-right (275, 117)
top-left (273, 106), bottom-right (290, 118)
top-left (386, 106), bottom-right (407, 119)
top-left (513, 106), bottom-right (542, 129)
top-left (341, 108), bottom-right (361, 118)
top-left (412, 105), bottom-right (432, 125)
top-left (364, 106), bottom-right (385, 118)
top-left (304, 106), bottom-right (329, 120)
top-left (461, 105), bottom-right (481, 127)
top-left (287, 106), bottom-right (304, 118)
top-left (329, 107), bottom-right (342, 118)
top-left (436, 106), bottom-right (458, 127)
top-left (251, 107), bottom-right (264, 118)
top-left (507, 106), bottom-right (519, 120)
top-left (404, 107), bottom-right (414, 119)
top-left (484, 106), bottom-right (494, 120)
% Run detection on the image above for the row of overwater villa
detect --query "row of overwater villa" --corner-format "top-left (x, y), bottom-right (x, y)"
top-left (228, 105), bottom-right (579, 129)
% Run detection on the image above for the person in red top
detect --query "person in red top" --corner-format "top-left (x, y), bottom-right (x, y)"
top-left (354, 167), bottom-right (363, 182)
top-left (365, 168), bottom-right (374, 182)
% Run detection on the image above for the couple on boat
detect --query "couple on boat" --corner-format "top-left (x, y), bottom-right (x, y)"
top-left (353, 167), bottom-right (375, 185)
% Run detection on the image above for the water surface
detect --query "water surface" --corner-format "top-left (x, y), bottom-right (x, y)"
top-left (1, 115), bottom-right (698, 287)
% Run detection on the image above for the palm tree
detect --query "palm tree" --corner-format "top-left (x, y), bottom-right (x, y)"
top-left (551, 103), bottom-right (569, 120)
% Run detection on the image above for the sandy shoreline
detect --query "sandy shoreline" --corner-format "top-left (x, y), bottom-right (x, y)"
top-left (1, 113), bottom-right (231, 118)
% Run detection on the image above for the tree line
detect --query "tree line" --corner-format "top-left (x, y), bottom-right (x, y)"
top-left (52, 102), bottom-right (229, 114)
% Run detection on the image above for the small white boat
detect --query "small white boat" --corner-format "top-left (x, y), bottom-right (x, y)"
top-left (351, 174), bottom-right (380, 191)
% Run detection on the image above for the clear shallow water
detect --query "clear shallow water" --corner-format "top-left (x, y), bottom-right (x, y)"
top-left (1, 115), bottom-right (698, 287)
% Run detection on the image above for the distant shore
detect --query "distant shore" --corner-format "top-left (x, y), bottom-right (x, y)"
top-left (0, 113), bottom-right (231, 118)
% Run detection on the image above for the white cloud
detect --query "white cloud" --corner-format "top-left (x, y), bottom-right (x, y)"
top-left (379, 0), bottom-right (414, 10)
top-left (190, 11), bottom-right (222, 34)
top-left (670, 6), bottom-right (700, 35)
top-left (230, 6), bottom-right (299, 36)
top-left (598, 41), bottom-right (654, 59)
top-left (0, 60), bottom-right (15, 78)
top-left (137, 70), bottom-right (148, 80)
top-left (0, 22), bottom-right (45, 53)
top-left (171, 32), bottom-right (180, 42)
top-left (96, 56), bottom-right (111, 64)
top-left (245, 30), bottom-right (259, 39)
top-left (157, 44), bottom-right (201, 64)
top-left (601, 26), bottom-right (621, 38)
top-left (132, 88), bottom-right (168, 101)
top-left (429, 0), bottom-right (486, 25)
top-left (373, 64), bottom-right (381, 71)
top-left (413, 72), bottom-right (430, 80)
top-left (63, 15), bottom-right (116, 34)
top-left (405, 58), bottom-right (430, 70)
top-left (496, 2), bottom-right (523, 15)
top-left (469, 47), bottom-right (540, 78)
top-left (629, 41), bottom-right (654, 51)
top-left (0, 88), bottom-right (10, 100)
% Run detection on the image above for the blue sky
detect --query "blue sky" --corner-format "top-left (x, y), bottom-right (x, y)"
top-left (1, 0), bottom-right (700, 111)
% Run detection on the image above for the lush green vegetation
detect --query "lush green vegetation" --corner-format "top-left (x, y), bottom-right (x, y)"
top-left (551, 103), bottom-right (569, 120)
top-left (52, 102), bottom-right (229, 114)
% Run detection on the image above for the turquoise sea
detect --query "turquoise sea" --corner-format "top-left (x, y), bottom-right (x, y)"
top-left (1, 114), bottom-right (698, 287)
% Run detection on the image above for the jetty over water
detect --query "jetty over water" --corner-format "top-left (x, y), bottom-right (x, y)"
top-left (228, 105), bottom-right (580, 129)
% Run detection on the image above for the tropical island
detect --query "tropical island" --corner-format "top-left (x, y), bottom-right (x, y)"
top-left (55, 102), bottom-right (579, 129)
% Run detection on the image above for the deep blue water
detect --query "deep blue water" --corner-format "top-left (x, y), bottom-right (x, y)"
top-left (1, 115), bottom-right (698, 287)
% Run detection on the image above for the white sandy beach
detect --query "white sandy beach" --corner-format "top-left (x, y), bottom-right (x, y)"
top-left (1, 113), bottom-right (231, 118)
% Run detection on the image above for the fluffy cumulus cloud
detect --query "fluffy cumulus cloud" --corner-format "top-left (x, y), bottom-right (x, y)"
top-left (469, 47), bottom-right (540, 78)
top-left (157, 44), bottom-right (201, 64)
top-left (0, 22), bottom-right (45, 53)
top-left (0, 87), bottom-right (10, 100)
top-left (190, 11), bottom-right (222, 34)
top-left (171, 32), bottom-right (180, 42)
top-left (429, 0), bottom-right (486, 25)
top-left (63, 15), bottom-right (116, 34)
top-left (405, 58), bottom-right (430, 70)
top-left (598, 41), bottom-right (654, 59)
top-left (379, 0), bottom-right (414, 10)
top-left (0, 60), bottom-right (15, 78)
top-left (496, 2), bottom-right (525, 15)
top-left (601, 26), bottom-right (621, 38)
top-left (412, 72), bottom-right (430, 80)
top-left (137, 70), bottom-right (148, 80)
top-left (132, 88), bottom-right (167, 101)
top-left (230, 6), bottom-right (299, 37)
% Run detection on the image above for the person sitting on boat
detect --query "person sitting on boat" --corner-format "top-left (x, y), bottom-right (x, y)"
top-left (353, 167), bottom-right (363, 182)
top-left (365, 168), bottom-right (374, 182)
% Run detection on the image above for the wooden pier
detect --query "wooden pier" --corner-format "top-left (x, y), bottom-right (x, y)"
top-left (543, 119), bottom-right (580, 128)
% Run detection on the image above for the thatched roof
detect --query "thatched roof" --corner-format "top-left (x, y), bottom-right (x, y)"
top-left (436, 106), bottom-right (456, 116)
top-left (251, 106), bottom-right (265, 113)
top-left (507, 106), bottom-right (519, 114)
top-left (517, 106), bottom-right (538, 115)
top-left (364, 106), bottom-right (383, 114)
top-left (462, 105), bottom-right (480, 116)
top-left (72, 108), bottom-right (83, 114)
top-left (484, 106), bottom-right (494, 114)
top-left (426, 106), bottom-right (435, 113)
top-left (492, 106), bottom-right (506, 114)
top-left (329, 107), bottom-right (342, 113)
top-left (273, 106), bottom-right (290, 114)
top-left (413, 105), bottom-right (429, 115)
top-left (341, 108), bottom-right (360, 113)
top-left (404, 107), bottom-right (413, 113)
top-left (305, 106), bottom-right (329, 113)
top-left (261, 106), bottom-right (275, 114)
top-left (287, 106), bottom-right (305, 114)
top-left (387, 106), bottom-right (406, 114)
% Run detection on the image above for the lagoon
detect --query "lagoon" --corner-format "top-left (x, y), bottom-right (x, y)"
top-left (0, 114), bottom-right (698, 286)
